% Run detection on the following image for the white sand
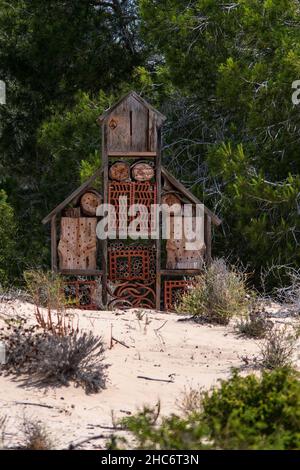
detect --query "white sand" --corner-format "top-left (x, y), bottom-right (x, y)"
top-left (0, 300), bottom-right (298, 449)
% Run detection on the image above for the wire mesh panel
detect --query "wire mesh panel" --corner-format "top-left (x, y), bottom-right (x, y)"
top-left (164, 279), bottom-right (191, 311)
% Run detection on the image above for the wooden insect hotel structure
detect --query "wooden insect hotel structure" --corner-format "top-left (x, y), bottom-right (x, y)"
top-left (42, 91), bottom-right (221, 310)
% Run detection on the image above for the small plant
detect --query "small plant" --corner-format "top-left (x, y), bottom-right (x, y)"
top-left (259, 326), bottom-right (297, 370)
top-left (176, 259), bottom-right (250, 325)
top-left (22, 418), bottom-right (52, 450)
top-left (236, 305), bottom-right (273, 339)
top-left (176, 386), bottom-right (202, 415)
top-left (24, 269), bottom-right (78, 336)
top-left (24, 269), bottom-right (64, 310)
top-left (0, 320), bottom-right (107, 393)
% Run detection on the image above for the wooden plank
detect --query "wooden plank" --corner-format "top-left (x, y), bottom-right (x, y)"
top-left (108, 152), bottom-right (156, 158)
top-left (107, 99), bottom-right (131, 152)
top-left (59, 269), bottom-right (102, 276)
top-left (160, 269), bottom-right (202, 276)
top-left (108, 151), bottom-right (156, 157)
top-left (131, 95), bottom-right (149, 152)
top-left (148, 109), bottom-right (158, 152)
top-left (101, 122), bottom-right (108, 307)
top-left (155, 126), bottom-right (162, 310)
top-left (204, 215), bottom-right (212, 265)
top-left (161, 167), bottom-right (222, 226)
top-left (51, 215), bottom-right (57, 272)
top-left (42, 168), bottom-right (102, 224)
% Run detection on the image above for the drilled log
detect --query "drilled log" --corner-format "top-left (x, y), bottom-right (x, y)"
top-left (80, 191), bottom-right (102, 216)
top-left (109, 161), bottom-right (130, 181)
top-left (131, 162), bottom-right (154, 182)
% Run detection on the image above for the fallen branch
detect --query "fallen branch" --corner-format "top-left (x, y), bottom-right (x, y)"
top-left (68, 434), bottom-right (106, 450)
top-left (137, 375), bottom-right (174, 383)
top-left (14, 401), bottom-right (55, 409)
top-left (154, 320), bottom-right (167, 333)
top-left (111, 337), bottom-right (130, 348)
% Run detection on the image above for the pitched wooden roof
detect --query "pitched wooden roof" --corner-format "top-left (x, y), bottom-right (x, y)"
top-left (97, 91), bottom-right (166, 126)
top-left (42, 168), bottom-right (102, 224)
top-left (42, 166), bottom-right (221, 226)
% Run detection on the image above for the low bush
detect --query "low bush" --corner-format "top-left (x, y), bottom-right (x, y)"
top-left (0, 320), bottom-right (107, 394)
top-left (259, 326), bottom-right (297, 370)
top-left (176, 259), bottom-right (250, 325)
top-left (236, 306), bottom-right (273, 339)
top-left (111, 368), bottom-right (300, 450)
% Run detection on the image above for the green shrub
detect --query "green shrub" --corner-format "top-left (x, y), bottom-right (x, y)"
top-left (0, 190), bottom-right (17, 286)
top-left (112, 368), bottom-right (300, 450)
top-left (201, 368), bottom-right (300, 450)
top-left (176, 259), bottom-right (250, 324)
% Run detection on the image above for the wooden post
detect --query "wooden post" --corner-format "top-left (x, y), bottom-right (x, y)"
top-left (101, 123), bottom-right (108, 307)
top-left (51, 215), bottom-right (57, 272)
top-left (204, 215), bottom-right (212, 265)
top-left (155, 126), bottom-right (162, 310)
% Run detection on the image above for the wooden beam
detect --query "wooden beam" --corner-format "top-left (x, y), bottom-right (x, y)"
top-left (51, 215), bottom-right (57, 272)
top-left (59, 269), bottom-right (103, 276)
top-left (155, 126), bottom-right (162, 310)
top-left (101, 122), bottom-right (108, 307)
top-left (42, 168), bottom-right (103, 224)
top-left (160, 269), bottom-right (202, 276)
top-left (108, 151), bottom-right (156, 158)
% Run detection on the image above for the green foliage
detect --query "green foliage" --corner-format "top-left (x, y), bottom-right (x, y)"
top-left (115, 404), bottom-right (208, 450)
top-left (201, 367), bottom-right (300, 450)
top-left (113, 368), bottom-right (300, 450)
top-left (0, 190), bottom-right (17, 286)
top-left (176, 259), bottom-right (250, 324)
top-left (0, 0), bottom-right (144, 274)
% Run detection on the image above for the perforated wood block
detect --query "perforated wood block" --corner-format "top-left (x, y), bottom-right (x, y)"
top-left (58, 217), bottom-right (97, 270)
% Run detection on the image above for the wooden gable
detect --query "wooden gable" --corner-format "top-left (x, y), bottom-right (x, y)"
top-left (98, 91), bottom-right (166, 153)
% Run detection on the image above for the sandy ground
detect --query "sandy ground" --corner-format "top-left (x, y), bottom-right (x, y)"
top-left (0, 300), bottom-right (299, 449)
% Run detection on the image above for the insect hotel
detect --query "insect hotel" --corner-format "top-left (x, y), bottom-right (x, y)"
top-left (42, 92), bottom-right (221, 310)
